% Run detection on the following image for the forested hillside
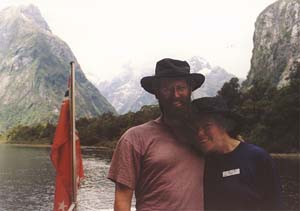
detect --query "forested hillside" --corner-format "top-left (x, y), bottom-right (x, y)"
top-left (5, 70), bottom-right (299, 153)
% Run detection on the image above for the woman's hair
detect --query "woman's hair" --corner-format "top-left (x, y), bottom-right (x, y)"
top-left (192, 112), bottom-right (240, 139)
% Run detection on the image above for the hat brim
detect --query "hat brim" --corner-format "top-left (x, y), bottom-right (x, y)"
top-left (194, 109), bottom-right (243, 128)
top-left (140, 73), bottom-right (205, 94)
top-left (219, 111), bottom-right (243, 123)
top-left (194, 110), bottom-right (243, 135)
top-left (192, 107), bottom-right (242, 122)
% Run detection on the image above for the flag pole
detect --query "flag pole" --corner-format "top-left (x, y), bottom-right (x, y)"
top-left (70, 61), bottom-right (77, 210)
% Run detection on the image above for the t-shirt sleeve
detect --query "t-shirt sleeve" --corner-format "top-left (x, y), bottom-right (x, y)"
top-left (107, 133), bottom-right (142, 190)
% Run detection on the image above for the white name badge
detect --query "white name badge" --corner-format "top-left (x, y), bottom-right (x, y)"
top-left (222, 168), bottom-right (240, 177)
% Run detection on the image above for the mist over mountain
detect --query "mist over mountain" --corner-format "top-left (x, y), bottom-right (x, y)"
top-left (242, 0), bottom-right (300, 89)
top-left (96, 64), bottom-right (156, 114)
top-left (0, 5), bottom-right (116, 131)
top-left (95, 57), bottom-right (237, 114)
top-left (188, 56), bottom-right (237, 99)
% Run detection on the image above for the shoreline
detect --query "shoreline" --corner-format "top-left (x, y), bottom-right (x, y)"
top-left (0, 143), bottom-right (51, 148)
top-left (270, 153), bottom-right (300, 159)
top-left (0, 142), bottom-right (298, 157)
top-left (0, 141), bottom-right (113, 150)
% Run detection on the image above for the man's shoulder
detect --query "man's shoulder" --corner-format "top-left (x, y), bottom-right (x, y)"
top-left (116, 118), bottom-right (164, 152)
top-left (126, 118), bottom-right (162, 133)
top-left (121, 117), bottom-right (163, 139)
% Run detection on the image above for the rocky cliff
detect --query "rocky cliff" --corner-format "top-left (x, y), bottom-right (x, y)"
top-left (242, 0), bottom-right (300, 89)
top-left (0, 5), bottom-right (116, 131)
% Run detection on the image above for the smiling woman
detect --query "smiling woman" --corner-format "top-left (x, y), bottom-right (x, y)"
top-left (183, 97), bottom-right (283, 210)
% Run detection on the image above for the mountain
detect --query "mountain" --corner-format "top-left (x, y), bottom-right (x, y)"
top-left (96, 56), bottom-right (237, 114)
top-left (0, 5), bottom-right (116, 132)
top-left (97, 64), bottom-right (156, 114)
top-left (242, 0), bottom-right (300, 89)
top-left (188, 56), bottom-right (237, 99)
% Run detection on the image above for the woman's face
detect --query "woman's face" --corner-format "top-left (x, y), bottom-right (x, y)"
top-left (194, 116), bottom-right (226, 154)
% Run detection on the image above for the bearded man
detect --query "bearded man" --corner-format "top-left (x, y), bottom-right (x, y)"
top-left (108, 58), bottom-right (205, 211)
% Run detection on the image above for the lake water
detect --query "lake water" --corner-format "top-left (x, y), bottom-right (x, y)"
top-left (0, 145), bottom-right (299, 210)
top-left (0, 145), bottom-right (115, 211)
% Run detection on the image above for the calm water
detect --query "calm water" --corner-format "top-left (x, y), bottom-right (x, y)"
top-left (0, 145), bottom-right (299, 210)
top-left (0, 145), bottom-right (115, 211)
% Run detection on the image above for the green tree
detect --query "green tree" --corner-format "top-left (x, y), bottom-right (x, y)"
top-left (217, 77), bottom-right (241, 110)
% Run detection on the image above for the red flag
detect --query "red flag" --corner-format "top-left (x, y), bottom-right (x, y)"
top-left (50, 89), bottom-right (84, 211)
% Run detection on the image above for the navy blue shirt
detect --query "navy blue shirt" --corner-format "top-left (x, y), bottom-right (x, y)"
top-left (204, 142), bottom-right (282, 210)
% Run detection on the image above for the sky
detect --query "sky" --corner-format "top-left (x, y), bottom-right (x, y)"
top-left (0, 0), bottom-right (277, 81)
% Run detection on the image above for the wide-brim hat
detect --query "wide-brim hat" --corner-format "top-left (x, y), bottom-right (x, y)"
top-left (192, 97), bottom-right (242, 123)
top-left (141, 58), bottom-right (205, 94)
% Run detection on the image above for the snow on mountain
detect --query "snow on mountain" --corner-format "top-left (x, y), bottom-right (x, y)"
top-left (97, 64), bottom-right (156, 114)
top-left (189, 56), bottom-right (211, 72)
top-left (95, 57), bottom-right (238, 114)
top-left (192, 66), bottom-right (236, 98)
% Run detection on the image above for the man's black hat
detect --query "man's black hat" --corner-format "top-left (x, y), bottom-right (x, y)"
top-left (140, 58), bottom-right (205, 94)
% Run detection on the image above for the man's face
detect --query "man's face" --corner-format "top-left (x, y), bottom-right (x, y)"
top-left (156, 78), bottom-right (191, 119)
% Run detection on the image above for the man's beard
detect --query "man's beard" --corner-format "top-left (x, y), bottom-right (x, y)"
top-left (159, 96), bottom-right (203, 151)
top-left (159, 96), bottom-right (192, 122)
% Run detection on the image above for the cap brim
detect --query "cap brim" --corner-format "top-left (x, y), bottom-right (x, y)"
top-left (193, 109), bottom-right (243, 124)
top-left (140, 73), bottom-right (205, 94)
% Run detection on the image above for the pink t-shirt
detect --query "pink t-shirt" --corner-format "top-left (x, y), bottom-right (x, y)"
top-left (108, 117), bottom-right (205, 211)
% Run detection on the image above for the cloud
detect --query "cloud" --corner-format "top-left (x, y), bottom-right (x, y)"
top-left (0, 0), bottom-right (277, 80)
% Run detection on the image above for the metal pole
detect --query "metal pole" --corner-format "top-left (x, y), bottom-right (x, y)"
top-left (70, 61), bottom-right (77, 210)
top-left (68, 203), bottom-right (76, 211)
